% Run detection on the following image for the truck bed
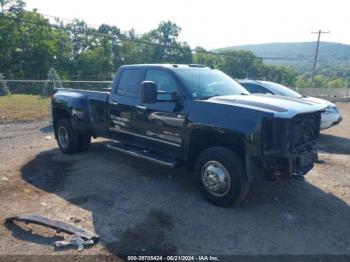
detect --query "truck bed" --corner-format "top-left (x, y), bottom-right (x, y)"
top-left (52, 88), bottom-right (110, 137)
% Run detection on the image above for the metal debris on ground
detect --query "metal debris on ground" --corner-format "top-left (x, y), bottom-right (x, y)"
top-left (55, 234), bottom-right (94, 251)
top-left (5, 214), bottom-right (99, 251)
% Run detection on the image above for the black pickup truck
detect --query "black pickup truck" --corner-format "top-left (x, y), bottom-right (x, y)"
top-left (52, 64), bottom-right (325, 206)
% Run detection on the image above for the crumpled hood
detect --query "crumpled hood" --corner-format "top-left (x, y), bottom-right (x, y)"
top-left (207, 94), bottom-right (327, 118)
top-left (301, 96), bottom-right (335, 107)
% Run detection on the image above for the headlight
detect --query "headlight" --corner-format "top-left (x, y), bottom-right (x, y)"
top-left (325, 105), bottom-right (338, 114)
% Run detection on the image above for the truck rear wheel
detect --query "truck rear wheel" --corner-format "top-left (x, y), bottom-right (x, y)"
top-left (194, 147), bottom-right (249, 207)
top-left (56, 119), bottom-right (80, 154)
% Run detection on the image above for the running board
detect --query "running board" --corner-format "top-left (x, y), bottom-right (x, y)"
top-left (106, 143), bottom-right (180, 168)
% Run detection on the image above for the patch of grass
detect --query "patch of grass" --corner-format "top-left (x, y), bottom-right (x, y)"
top-left (0, 95), bottom-right (50, 124)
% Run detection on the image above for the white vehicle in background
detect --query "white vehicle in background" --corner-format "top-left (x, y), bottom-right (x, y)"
top-left (238, 80), bottom-right (342, 130)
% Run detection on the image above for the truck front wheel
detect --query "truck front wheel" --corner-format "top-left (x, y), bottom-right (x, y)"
top-left (194, 147), bottom-right (249, 206)
top-left (56, 119), bottom-right (80, 154)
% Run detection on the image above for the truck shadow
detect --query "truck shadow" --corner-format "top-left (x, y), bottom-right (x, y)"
top-left (317, 133), bottom-right (350, 155)
top-left (17, 141), bottom-right (350, 255)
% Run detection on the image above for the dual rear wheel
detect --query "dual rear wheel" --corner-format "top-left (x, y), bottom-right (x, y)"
top-left (56, 119), bottom-right (91, 154)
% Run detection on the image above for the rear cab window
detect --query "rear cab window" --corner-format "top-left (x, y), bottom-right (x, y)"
top-left (115, 69), bottom-right (143, 97)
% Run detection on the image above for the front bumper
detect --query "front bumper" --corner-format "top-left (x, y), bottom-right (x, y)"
top-left (246, 143), bottom-right (318, 181)
top-left (321, 112), bottom-right (342, 130)
top-left (270, 147), bottom-right (317, 177)
top-left (292, 145), bottom-right (318, 176)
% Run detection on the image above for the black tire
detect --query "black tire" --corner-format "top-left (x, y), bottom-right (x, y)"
top-left (194, 147), bottom-right (249, 207)
top-left (78, 134), bottom-right (91, 152)
top-left (56, 119), bottom-right (80, 154)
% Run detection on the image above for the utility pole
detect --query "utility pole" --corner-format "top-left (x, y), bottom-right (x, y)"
top-left (311, 30), bottom-right (330, 87)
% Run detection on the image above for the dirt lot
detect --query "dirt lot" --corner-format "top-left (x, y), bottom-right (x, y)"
top-left (0, 103), bottom-right (349, 258)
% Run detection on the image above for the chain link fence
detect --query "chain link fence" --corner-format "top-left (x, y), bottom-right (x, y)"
top-left (1, 79), bottom-right (349, 99)
top-left (0, 80), bottom-right (113, 97)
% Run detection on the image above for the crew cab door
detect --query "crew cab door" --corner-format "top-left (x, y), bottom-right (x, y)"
top-left (107, 68), bottom-right (144, 146)
top-left (133, 69), bottom-right (185, 157)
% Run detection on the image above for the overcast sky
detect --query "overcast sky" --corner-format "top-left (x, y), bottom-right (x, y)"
top-left (25, 0), bottom-right (349, 49)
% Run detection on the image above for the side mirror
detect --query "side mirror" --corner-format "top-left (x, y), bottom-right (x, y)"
top-left (171, 91), bottom-right (182, 102)
top-left (140, 81), bottom-right (157, 104)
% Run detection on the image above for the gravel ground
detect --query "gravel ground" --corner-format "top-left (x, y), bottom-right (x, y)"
top-left (0, 103), bottom-right (349, 258)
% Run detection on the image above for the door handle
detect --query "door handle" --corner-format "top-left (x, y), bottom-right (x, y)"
top-left (136, 105), bottom-right (147, 110)
top-left (110, 101), bottom-right (118, 105)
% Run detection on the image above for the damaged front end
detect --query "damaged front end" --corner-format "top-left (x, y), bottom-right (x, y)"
top-left (260, 112), bottom-right (321, 179)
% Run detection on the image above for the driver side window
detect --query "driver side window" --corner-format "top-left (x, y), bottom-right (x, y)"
top-left (145, 69), bottom-right (178, 100)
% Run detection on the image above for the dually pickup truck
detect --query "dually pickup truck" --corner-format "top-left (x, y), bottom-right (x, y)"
top-left (52, 64), bottom-right (325, 206)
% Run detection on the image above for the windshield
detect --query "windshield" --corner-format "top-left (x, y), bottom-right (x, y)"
top-left (175, 68), bottom-right (249, 99)
top-left (260, 81), bottom-right (302, 98)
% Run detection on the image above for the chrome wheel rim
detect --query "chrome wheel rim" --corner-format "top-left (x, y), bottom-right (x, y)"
top-left (58, 126), bottom-right (69, 148)
top-left (201, 161), bottom-right (231, 197)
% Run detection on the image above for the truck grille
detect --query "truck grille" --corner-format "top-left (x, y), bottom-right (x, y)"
top-left (290, 113), bottom-right (320, 148)
top-left (262, 112), bottom-right (321, 153)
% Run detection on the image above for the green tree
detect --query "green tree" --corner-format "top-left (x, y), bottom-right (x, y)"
top-left (98, 24), bottom-right (122, 76)
top-left (217, 50), bottom-right (264, 79)
top-left (193, 47), bottom-right (220, 66)
top-left (66, 20), bottom-right (98, 58)
top-left (261, 65), bottom-right (296, 86)
top-left (327, 79), bottom-right (346, 88)
top-left (296, 75), bottom-right (311, 88)
top-left (0, 0), bottom-right (24, 12)
top-left (141, 21), bottom-right (192, 63)
top-left (0, 3), bottom-right (304, 90)
top-left (313, 75), bottom-right (329, 88)
top-left (0, 8), bottom-right (72, 79)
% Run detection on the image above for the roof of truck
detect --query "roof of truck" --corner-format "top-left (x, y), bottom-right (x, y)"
top-left (119, 64), bottom-right (214, 70)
